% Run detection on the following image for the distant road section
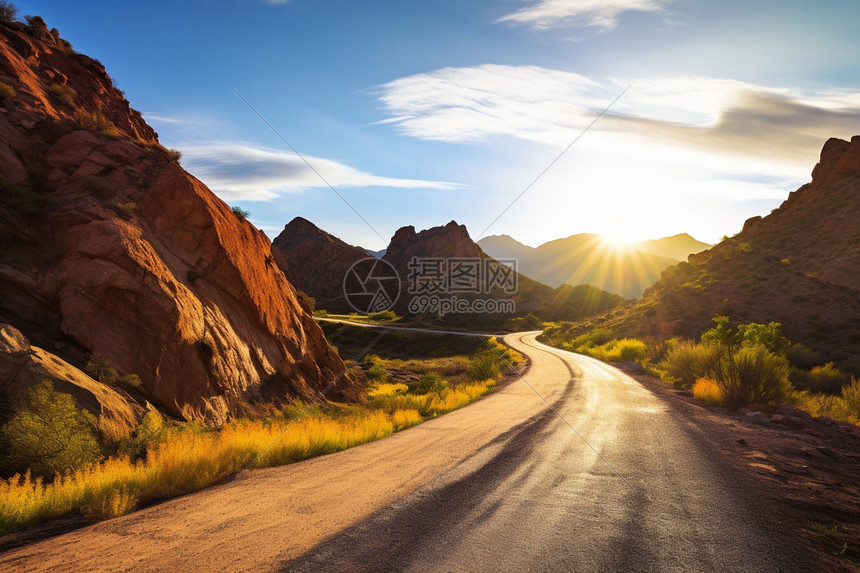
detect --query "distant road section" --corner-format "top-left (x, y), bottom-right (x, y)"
top-left (314, 316), bottom-right (502, 337)
top-left (0, 333), bottom-right (816, 572)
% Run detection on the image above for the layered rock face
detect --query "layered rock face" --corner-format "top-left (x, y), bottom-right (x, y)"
top-left (271, 217), bottom-right (369, 313)
top-left (0, 20), bottom-right (357, 424)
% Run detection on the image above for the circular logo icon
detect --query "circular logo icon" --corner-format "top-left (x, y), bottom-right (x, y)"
top-left (343, 258), bottom-right (401, 314)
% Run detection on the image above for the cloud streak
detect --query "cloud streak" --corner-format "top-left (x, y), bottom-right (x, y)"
top-left (498, 0), bottom-right (675, 31)
top-left (181, 143), bottom-right (457, 201)
top-left (377, 65), bottom-right (860, 170)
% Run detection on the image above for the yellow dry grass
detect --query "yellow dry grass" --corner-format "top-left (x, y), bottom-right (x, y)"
top-left (0, 408), bottom-right (422, 533)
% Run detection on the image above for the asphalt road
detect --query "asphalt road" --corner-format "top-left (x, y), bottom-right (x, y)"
top-left (1, 332), bottom-right (816, 572)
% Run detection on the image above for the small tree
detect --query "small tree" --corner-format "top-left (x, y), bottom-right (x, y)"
top-left (0, 1), bottom-right (18, 24)
top-left (231, 206), bottom-right (250, 220)
top-left (1, 380), bottom-right (102, 478)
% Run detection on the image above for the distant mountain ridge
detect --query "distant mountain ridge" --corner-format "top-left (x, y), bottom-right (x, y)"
top-left (478, 232), bottom-right (710, 298)
top-left (272, 219), bottom-right (624, 324)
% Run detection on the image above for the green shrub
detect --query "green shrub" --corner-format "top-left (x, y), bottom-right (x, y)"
top-left (412, 372), bottom-right (448, 395)
top-left (466, 352), bottom-right (501, 381)
top-left (0, 81), bottom-right (15, 99)
top-left (367, 363), bottom-right (388, 382)
top-left (659, 341), bottom-right (721, 389)
top-left (119, 410), bottom-right (164, 460)
top-left (709, 344), bottom-right (793, 409)
top-left (47, 83), bottom-right (76, 107)
top-left (85, 356), bottom-right (141, 390)
top-left (736, 322), bottom-right (790, 355)
top-left (1, 380), bottom-right (102, 478)
top-left (789, 363), bottom-right (850, 394)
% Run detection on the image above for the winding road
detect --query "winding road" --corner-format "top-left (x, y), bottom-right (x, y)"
top-left (1, 332), bottom-right (816, 572)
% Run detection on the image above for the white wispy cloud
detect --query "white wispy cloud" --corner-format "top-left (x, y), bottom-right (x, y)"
top-left (142, 113), bottom-right (186, 125)
top-left (377, 65), bottom-right (860, 169)
top-left (180, 143), bottom-right (457, 201)
top-left (498, 0), bottom-right (675, 31)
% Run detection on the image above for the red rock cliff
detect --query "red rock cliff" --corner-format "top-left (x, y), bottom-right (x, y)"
top-left (0, 19), bottom-right (358, 423)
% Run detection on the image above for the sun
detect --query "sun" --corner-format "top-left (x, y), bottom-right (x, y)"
top-left (598, 228), bottom-right (640, 250)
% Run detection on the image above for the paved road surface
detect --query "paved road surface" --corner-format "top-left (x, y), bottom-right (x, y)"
top-left (1, 332), bottom-right (815, 572)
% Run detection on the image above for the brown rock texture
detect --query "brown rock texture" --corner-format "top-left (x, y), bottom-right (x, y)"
top-left (579, 136), bottom-right (860, 372)
top-left (271, 217), bottom-right (369, 313)
top-left (0, 323), bottom-right (141, 441)
top-left (0, 20), bottom-right (357, 424)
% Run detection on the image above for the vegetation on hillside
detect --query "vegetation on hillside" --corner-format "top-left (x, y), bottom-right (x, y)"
top-left (0, 329), bottom-right (522, 535)
top-left (540, 316), bottom-right (859, 424)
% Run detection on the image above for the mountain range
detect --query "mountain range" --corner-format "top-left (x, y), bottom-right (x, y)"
top-left (272, 219), bottom-right (625, 325)
top-left (477, 233), bottom-right (711, 298)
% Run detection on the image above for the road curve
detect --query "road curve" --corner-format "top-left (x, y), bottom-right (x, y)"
top-left (1, 333), bottom-right (815, 572)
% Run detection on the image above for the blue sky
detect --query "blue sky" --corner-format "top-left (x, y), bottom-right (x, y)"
top-left (17, 0), bottom-right (860, 249)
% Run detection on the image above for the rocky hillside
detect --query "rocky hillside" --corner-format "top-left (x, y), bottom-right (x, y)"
top-left (579, 136), bottom-right (860, 372)
top-left (271, 217), bottom-right (369, 313)
top-left (0, 18), bottom-right (358, 427)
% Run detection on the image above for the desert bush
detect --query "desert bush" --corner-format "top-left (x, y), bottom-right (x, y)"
top-left (590, 338), bottom-right (647, 362)
top-left (412, 372), bottom-right (448, 395)
top-left (231, 206), bottom-right (250, 220)
top-left (85, 356), bottom-right (141, 390)
top-left (841, 377), bottom-right (860, 422)
top-left (692, 378), bottom-right (723, 406)
top-left (366, 363), bottom-right (387, 382)
top-left (0, 1), bottom-right (18, 24)
top-left (467, 352), bottom-right (501, 381)
top-left (709, 344), bottom-right (793, 410)
top-left (785, 344), bottom-right (825, 369)
top-left (659, 340), bottom-right (721, 389)
top-left (47, 83), bottom-right (76, 107)
top-left (77, 110), bottom-right (119, 138)
top-left (0, 380), bottom-right (102, 479)
top-left (0, 81), bottom-right (14, 99)
top-left (789, 363), bottom-right (850, 394)
top-left (119, 410), bottom-right (165, 460)
top-left (736, 322), bottom-right (790, 355)
top-left (166, 148), bottom-right (182, 163)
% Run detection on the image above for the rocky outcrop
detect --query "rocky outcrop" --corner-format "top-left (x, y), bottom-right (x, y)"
top-left (0, 324), bottom-right (142, 441)
top-left (384, 221), bottom-right (483, 270)
top-left (271, 217), bottom-right (369, 313)
top-left (0, 19), bottom-right (358, 424)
